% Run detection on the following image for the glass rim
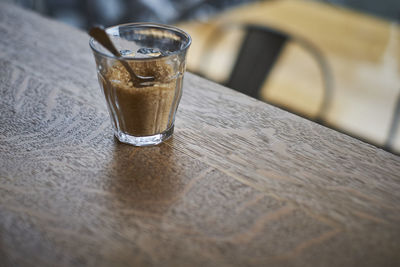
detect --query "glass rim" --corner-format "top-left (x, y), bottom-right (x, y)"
top-left (89, 22), bottom-right (192, 61)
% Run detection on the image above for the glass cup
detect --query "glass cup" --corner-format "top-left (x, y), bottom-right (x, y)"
top-left (90, 23), bottom-right (191, 146)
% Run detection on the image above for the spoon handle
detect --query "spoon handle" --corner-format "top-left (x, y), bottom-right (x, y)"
top-left (89, 26), bottom-right (154, 86)
top-left (89, 26), bottom-right (121, 57)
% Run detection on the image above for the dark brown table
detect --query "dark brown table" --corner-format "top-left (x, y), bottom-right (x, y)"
top-left (0, 3), bottom-right (399, 267)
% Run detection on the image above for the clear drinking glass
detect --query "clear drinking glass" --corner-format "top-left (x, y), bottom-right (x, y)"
top-left (90, 23), bottom-right (191, 146)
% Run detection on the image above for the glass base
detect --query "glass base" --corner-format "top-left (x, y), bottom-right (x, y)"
top-left (114, 125), bottom-right (174, 146)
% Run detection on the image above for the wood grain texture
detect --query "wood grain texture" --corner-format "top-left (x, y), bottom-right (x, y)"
top-left (0, 3), bottom-right (400, 267)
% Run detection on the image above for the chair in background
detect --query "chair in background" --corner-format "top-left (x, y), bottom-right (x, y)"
top-left (195, 23), bottom-right (334, 124)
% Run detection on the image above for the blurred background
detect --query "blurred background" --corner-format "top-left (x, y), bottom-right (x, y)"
top-left (1, 0), bottom-right (399, 27)
top-left (2, 0), bottom-right (400, 154)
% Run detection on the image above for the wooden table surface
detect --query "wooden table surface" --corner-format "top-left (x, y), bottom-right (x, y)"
top-left (1, 3), bottom-right (400, 267)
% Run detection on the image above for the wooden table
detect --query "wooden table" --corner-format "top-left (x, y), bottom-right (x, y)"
top-left (1, 3), bottom-right (399, 267)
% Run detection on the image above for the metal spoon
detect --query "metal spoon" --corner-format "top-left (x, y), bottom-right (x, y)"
top-left (89, 26), bottom-right (154, 86)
